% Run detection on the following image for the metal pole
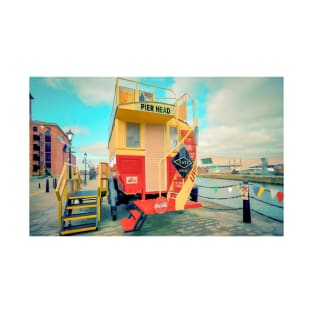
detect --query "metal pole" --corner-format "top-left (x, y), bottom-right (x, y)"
top-left (242, 180), bottom-right (251, 223)
top-left (84, 159), bottom-right (87, 185)
top-left (69, 142), bottom-right (72, 179)
top-left (46, 178), bottom-right (49, 193)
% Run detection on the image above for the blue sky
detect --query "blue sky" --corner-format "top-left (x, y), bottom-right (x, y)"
top-left (29, 77), bottom-right (283, 169)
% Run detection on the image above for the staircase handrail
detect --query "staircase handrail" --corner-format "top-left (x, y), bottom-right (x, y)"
top-left (97, 162), bottom-right (109, 222)
top-left (177, 93), bottom-right (199, 128)
top-left (55, 163), bottom-right (67, 227)
top-left (158, 93), bottom-right (199, 196)
top-left (55, 162), bottom-right (82, 227)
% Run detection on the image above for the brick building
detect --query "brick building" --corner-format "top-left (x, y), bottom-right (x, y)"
top-left (30, 120), bottom-right (77, 176)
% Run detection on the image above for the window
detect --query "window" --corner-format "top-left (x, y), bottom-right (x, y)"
top-left (33, 154), bottom-right (40, 161)
top-left (45, 135), bottom-right (51, 142)
top-left (45, 143), bottom-right (51, 152)
top-left (33, 144), bottom-right (40, 151)
top-left (170, 127), bottom-right (178, 149)
top-left (33, 165), bottom-right (39, 171)
top-left (126, 123), bottom-right (140, 148)
top-left (33, 126), bottom-right (38, 132)
top-left (45, 153), bottom-right (51, 162)
top-left (33, 134), bottom-right (40, 141)
top-left (46, 162), bottom-right (51, 169)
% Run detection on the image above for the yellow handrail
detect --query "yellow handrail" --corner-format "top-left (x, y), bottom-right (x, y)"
top-left (55, 162), bottom-right (83, 228)
top-left (97, 162), bottom-right (109, 222)
top-left (55, 163), bottom-right (67, 227)
top-left (177, 93), bottom-right (199, 128)
top-left (116, 77), bottom-right (177, 98)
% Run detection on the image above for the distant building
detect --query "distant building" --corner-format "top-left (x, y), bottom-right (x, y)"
top-left (30, 121), bottom-right (76, 176)
top-left (200, 155), bottom-right (283, 175)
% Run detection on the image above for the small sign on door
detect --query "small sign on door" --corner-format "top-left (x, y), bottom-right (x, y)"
top-left (126, 176), bottom-right (138, 184)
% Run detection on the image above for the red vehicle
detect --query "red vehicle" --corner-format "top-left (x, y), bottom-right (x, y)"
top-left (107, 78), bottom-right (201, 232)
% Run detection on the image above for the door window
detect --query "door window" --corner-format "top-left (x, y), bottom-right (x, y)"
top-left (126, 123), bottom-right (140, 148)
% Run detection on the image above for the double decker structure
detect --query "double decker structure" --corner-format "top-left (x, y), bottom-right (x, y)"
top-left (108, 78), bottom-right (201, 232)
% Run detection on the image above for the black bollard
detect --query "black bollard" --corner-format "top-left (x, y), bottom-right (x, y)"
top-left (242, 180), bottom-right (251, 223)
top-left (54, 177), bottom-right (57, 189)
top-left (46, 179), bottom-right (49, 193)
top-left (39, 182), bottom-right (41, 189)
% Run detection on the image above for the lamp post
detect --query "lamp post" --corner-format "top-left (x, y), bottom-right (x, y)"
top-left (66, 129), bottom-right (74, 179)
top-left (84, 152), bottom-right (87, 185)
top-left (39, 125), bottom-right (49, 176)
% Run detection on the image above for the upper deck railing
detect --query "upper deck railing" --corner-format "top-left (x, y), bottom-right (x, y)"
top-left (108, 78), bottom-right (177, 142)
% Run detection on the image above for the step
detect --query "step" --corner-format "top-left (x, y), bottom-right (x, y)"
top-left (64, 211), bottom-right (97, 222)
top-left (167, 199), bottom-right (202, 211)
top-left (185, 143), bottom-right (196, 152)
top-left (120, 218), bottom-right (137, 232)
top-left (60, 222), bottom-right (97, 235)
top-left (184, 201), bottom-right (202, 209)
top-left (130, 209), bottom-right (141, 220)
top-left (68, 190), bottom-right (97, 200)
top-left (169, 192), bottom-right (178, 199)
top-left (134, 199), bottom-right (157, 215)
top-left (189, 152), bottom-right (196, 160)
top-left (174, 177), bottom-right (183, 182)
top-left (173, 179), bottom-right (183, 191)
top-left (184, 137), bottom-right (195, 145)
top-left (180, 130), bottom-right (193, 138)
top-left (67, 202), bottom-right (97, 210)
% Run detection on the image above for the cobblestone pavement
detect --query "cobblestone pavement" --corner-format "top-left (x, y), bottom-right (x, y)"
top-left (29, 177), bottom-right (283, 236)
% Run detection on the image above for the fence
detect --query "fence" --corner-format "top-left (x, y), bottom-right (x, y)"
top-left (197, 181), bottom-right (284, 222)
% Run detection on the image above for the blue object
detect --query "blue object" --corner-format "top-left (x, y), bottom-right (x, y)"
top-left (171, 146), bottom-right (193, 178)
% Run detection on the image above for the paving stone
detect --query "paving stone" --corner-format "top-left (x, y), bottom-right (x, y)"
top-left (30, 224), bottom-right (41, 232)
top-left (29, 178), bottom-right (284, 236)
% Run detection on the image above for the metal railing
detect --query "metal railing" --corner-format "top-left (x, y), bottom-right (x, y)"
top-left (197, 182), bottom-right (284, 222)
top-left (97, 162), bottom-right (109, 222)
top-left (108, 77), bottom-right (177, 143)
top-left (55, 162), bottom-right (82, 227)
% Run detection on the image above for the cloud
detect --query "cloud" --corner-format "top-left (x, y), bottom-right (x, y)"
top-left (171, 77), bottom-right (209, 97)
top-left (61, 125), bottom-right (90, 135)
top-left (198, 124), bottom-right (283, 158)
top-left (44, 77), bottom-right (115, 106)
top-left (197, 77), bottom-right (284, 158)
top-left (207, 78), bottom-right (283, 126)
top-left (77, 141), bottom-right (108, 159)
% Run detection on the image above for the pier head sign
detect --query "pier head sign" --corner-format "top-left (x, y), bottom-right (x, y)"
top-left (137, 103), bottom-right (175, 115)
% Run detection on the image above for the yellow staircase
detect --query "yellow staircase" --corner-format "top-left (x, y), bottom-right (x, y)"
top-left (160, 93), bottom-right (202, 211)
top-left (167, 129), bottom-right (201, 211)
top-left (55, 162), bottom-right (109, 235)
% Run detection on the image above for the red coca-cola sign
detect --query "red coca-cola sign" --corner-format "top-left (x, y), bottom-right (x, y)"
top-left (154, 196), bottom-right (168, 214)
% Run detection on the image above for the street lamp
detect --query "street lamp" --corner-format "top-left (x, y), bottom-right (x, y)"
top-left (39, 125), bottom-right (50, 176)
top-left (84, 152), bottom-right (87, 185)
top-left (66, 129), bottom-right (74, 179)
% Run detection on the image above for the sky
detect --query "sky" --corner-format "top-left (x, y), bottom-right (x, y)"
top-left (29, 77), bottom-right (283, 169)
